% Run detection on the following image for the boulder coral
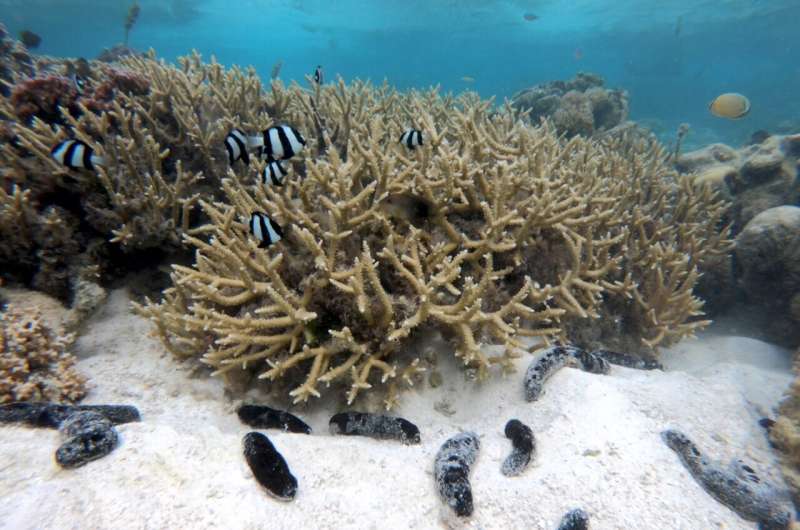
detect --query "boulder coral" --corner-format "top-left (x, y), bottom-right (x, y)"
top-left (736, 206), bottom-right (800, 347)
top-left (511, 72), bottom-right (629, 137)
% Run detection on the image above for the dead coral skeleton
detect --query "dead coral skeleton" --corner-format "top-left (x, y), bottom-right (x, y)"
top-left (132, 58), bottom-right (732, 408)
top-left (0, 303), bottom-right (86, 404)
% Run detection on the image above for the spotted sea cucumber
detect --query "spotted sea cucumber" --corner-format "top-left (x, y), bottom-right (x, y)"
top-left (242, 431), bottom-right (298, 501)
top-left (329, 411), bottom-right (420, 444)
top-left (557, 508), bottom-right (590, 530)
top-left (55, 410), bottom-right (119, 468)
top-left (434, 431), bottom-right (480, 517)
top-left (591, 349), bottom-right (663, 370)
top-left (501, 419), bottom-right (535, 476)
top-left (661, 429), bottom-right (791, 529)
top-left (523, 345), bottom-right (609, 402)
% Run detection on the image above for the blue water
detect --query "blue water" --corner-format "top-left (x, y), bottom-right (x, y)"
top-left (1, 0), bottom-right (798, 149)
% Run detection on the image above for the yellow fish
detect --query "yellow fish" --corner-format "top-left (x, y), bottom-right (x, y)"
top-left (461, 76), bottom-right (475, 83)
top-left (709, 93), bottom-right (751, 119)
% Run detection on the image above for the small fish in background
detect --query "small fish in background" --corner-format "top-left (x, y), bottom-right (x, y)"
top-left (249, 212), bottom-right (284, 248)
top-left (399, 128), bottom-right (423, 150)
top-left (313, 65), bottom-right (323, 84)
top-left (574, 48), bottom-right (583, 61)
top-left (523, 13), bottom-right (538, 22)
top-left (262, 160), bottom-right (289, 187)
top-left (19, 30), bottom-right (41, 49)
top-left (65, 58), bottom-right (91, 94)
top-left (51, 139), bottom-right (105, 171)
top-left (257, 125), bottom-right (306, 160)
top-left (461, 76), bottom-right (475, 83)
top-left (709, 93), bottom-right (751, 119)
top-left (224, 128), bottom-right (250, 165)
top-left (270, 60), bottom-right (283, 80)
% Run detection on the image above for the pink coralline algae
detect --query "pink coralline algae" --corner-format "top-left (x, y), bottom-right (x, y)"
top-left (84, 67), bottom-right (150, 113)
top-left (10, 76), bottom-right (79, 124)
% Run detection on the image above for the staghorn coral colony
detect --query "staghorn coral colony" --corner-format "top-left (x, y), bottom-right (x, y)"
top-left (0, 24), bottom-right (732, 408)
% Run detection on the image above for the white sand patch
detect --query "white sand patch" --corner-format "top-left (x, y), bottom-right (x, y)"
top-left (0, 289), bottom-right (795, 529)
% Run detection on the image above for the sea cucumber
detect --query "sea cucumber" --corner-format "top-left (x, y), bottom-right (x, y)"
top-left (55, 411), bottom-right (119, 468)
top-left (557, 508), bottom-right (590, 530)
top-left (591, 349), bottom-right (663, 370)
top-left (329, 411), bottom-right (420, 444)
top-left (242, 431), bottom-right (297, 501)
top-left (434, 431), bottom-right (480, 517)
top-left (573, 349), bottom-right (611, 374)
top-left (0, 402), bottom-right (140, 428)
top-left (523, 345), bottom-right (608, 402)
top-left (237, 404), bottom-right (311, 434)
top-left (501, 419), bottom-right (535, 476)
top-left (661, 429), bottom-right (791, 529)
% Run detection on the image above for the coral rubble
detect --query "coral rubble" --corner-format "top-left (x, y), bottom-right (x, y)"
top-left (511, 72), bottom-right (629, 137)
top-left (0, 303), bottom-right (86, 404)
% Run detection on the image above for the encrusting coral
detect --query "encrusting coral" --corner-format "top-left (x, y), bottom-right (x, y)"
top-left (129, 57), bottom-right (732, 408)
top-left (0, 303), bottom-right (86, 404)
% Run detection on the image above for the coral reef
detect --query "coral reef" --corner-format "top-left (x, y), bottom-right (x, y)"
top-left (129, 60), bottom-right (730, 407)
top-left (735, 206), bottom-right (800, 347)
top-left (675, 133), bottom-right (800, 326)
top-left (0, 23), bottom-right (34, 96)
top-left (0, 303), bottom-right (86, 404)
top-left (1, 38), bottom-right (730, 405)
top-left (511, 72), bottom-right (629, 137)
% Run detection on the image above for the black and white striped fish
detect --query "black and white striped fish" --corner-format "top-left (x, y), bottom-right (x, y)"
top-left (262, 160), bottom-right (289, 187)
top-left (256, 125), bottom-right (306, 160)
top-left (313, 65), bottom-right (323, 84)
top-left (249, 212), bottom-right (283, 248)
top-left (225, 128), bottom-right (250, 165)
top-left (50, 139), bottom-right (105, 170)
top-left (399, 128), bottom-right (423, 150)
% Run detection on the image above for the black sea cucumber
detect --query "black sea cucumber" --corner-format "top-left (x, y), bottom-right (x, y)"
top-left (591, 349), bottom-right (663, 370)
top-left (523, 345), bottom-right (608, 402)
top-left (329, 411), bottom-right (420, 444)
top-left (237, 404), bottom-right (312, 434)
top-left (434, 431), bottom-right (479, 517)
top-left (501, 419), bottom-right (535, 476)
top-left (55, 411), bottom-right (119, 468)
top-left (661, 429), bottom-right (791, 529)
top-left (0, 402), bottom-right (140, 428)
top-left (242, 431), bottom-right (297, 501)
top-left (557, 508), bottom-right (590, 530)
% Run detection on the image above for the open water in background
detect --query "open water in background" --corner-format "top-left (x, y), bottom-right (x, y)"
top-left (0, 0), bottom-right (798, 148)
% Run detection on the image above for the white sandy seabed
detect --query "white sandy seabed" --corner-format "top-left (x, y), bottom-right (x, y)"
top-left (0, 289), bottom-right (796, 530)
